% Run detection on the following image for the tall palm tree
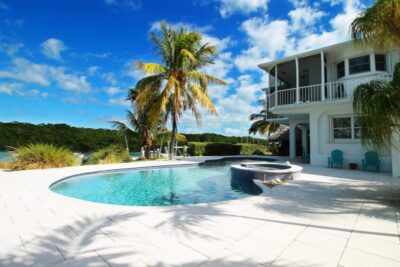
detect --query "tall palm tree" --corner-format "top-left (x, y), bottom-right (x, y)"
top-left (350, 0), bottom-right (400, 151)
top-left (110, 88), bottom-right (155, 159)
top-left (350, 0), bottom-right (400, 49)
top-left (134, 22), bottom-right (227, 159)
top-left (249, 100), bottom-right (280, 136)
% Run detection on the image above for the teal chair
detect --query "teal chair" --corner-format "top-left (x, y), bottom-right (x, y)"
top-left (302, 152), bottom-right (310, 163)
top-left (362, 151), bottom-right (380, 172)
top-left (328, 149), bottom-right (343, 169)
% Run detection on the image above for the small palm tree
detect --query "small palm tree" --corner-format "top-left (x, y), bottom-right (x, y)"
top-left (134, 22), bottom-right (227, 159)
top-left (350, 0), bottom-right (400, 49)
top-left (249, 100), bottom-right (280, 136)
top-left (353, 63), bottom-right (400, 151)
top-left (110, 88), bottom-right (155, 159)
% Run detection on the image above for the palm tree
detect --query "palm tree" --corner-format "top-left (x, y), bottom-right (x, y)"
top-left (353, 63), bottom-right (400, 151)
top-left (350, 0), bottom-right (400, 151)
top-left (350, 0), bottom-right (400, 49)
top-left (249, 100), bottom-right (280, 136)
top-left (110, 88), bottom-right (155, 159)
top-left (134, 22), bottom-right (227, 159)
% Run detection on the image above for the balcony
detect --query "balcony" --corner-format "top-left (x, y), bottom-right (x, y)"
top-left (267, 73), bottom-right (392, 109)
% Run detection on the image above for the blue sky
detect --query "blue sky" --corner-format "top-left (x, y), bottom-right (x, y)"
top-left (0, 0), bottom-right (371, 136)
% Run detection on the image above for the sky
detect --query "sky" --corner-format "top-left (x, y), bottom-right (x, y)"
top-left (0, 0), bottom-right (373, 136)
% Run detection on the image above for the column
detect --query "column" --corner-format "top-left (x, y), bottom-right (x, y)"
top-left (275, 65), bottom-right (278, 107)
top-left (370, 53), bottom-right (376, 72)
top-left (391, 130), bottom-right (400, 177)
top-left (320, 51), bottom-right (325, 101)
top-left (301, 125), bottom-right (308, 155)
top-left (295, 57), bottom-right (300, 104)
top-left (289, 121), bottom-right (297, 158)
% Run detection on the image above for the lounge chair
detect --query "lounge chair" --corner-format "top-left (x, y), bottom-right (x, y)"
top-left (362, 151), bottom-right (380, 172)
top-left (328, 149), bottom-right (343, 169)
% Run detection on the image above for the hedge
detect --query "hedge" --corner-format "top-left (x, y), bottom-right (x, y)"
top-left (187, 142), bottom-right (270, 156)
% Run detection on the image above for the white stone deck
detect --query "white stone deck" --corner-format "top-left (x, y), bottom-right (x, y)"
top-left (0, 158), bottom-right (399, 267)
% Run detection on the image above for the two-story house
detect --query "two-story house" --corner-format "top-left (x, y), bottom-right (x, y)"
top-left (259, 41), bottom-right (400, 176)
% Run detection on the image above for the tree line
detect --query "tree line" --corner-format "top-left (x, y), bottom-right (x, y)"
top-left (0, 122), bottom-right (267, 152)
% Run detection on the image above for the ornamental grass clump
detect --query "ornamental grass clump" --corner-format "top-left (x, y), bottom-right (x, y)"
top-left (86, 144), bottom-right (131, 165)
top-left (9, 144), bottom-right (78, 170)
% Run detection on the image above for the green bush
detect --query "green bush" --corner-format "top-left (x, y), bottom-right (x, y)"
top-left (0, 161), bottom-right (9, 169)
top-left (86, 145), bottom-right (131, 165)
top-left (188, 142), bottom-right (270, 156)
top-left (238, 144), bottom-right (270, 155)
top-left (9, 144), bottom-right (78, 170)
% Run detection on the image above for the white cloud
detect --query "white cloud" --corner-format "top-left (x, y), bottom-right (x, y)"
top-left (101, 72), bottom-right (117, 85)
top-left (0, 83), bottom-right (21, 95)
top-left (0, 57), bottom-right (91, 93)
top-left (213, 0), bottom-right (270, 18)
top-left (0, 82), bottom-right (48, 98)
top-left (87, 66), bottom-right (100, 75)
top-left (104, 0), bottom-right (142, 10)
top-left (41, 38), bottom-right (67, 61)
top-left (0, 42), bottom-right (25, 56)
top-left (105, 86), bottom-right (121, 95)
top-left (234, 0), bottom-right (363, 71)
top-left (108, 96), bottom-right (130, 107)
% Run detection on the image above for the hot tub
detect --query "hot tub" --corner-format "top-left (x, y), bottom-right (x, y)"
top-left (231, 162), bottom-right (302, 181)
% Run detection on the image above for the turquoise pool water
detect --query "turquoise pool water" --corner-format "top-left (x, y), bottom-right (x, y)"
top-left (50, 162), bottom-right (263, 206)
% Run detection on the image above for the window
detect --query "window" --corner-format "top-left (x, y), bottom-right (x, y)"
top-left (331, 116), bottom-right (361, 141)
top-left (337, 61), bottom-right (345, 79)
top-left (349, 55), bottom-right (370, 74)
top-left (375, 54), bottom-right (387, 71)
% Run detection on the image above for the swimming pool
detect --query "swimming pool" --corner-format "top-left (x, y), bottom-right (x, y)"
top-left (50, 159), bottom-right (268, 206)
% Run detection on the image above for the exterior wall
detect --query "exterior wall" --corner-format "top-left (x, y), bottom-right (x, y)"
top-left (308, 102), bottom-right (392, 171)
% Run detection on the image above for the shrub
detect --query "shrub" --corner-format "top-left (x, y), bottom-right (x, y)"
top-left (86, 145), bottom-right (131, 165)
top-left (9, 144), bottom-right (78, 170)
top-left (188, 142), bottom-right (271, 156)
top-left (0, 161), bottom-right (9, 169)
top-left (238, 144), bottom-right (270, 155)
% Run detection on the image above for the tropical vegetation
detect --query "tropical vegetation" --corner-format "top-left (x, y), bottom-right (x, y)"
top-left (134, 22), bottom-right (227, 159)
top-left (188, 142), bottom-right (270, 156)
top-left (350, 0), bottom-right (400, 49)
top-left (9, 144), bottom-right (78, 170)
top-left (351, 0), bottom-right (400, 151)
top-left (248, 100), bottom-right (280, 136)
top-left (0, 122), bottom-right (139, 152)
top-left (86, 144), bottom-right (131, 165)
top-left (110, 88), bottom-right (157, 159)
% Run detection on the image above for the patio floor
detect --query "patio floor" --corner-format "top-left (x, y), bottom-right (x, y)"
top-left (0, 158), bottom-right (399, 266)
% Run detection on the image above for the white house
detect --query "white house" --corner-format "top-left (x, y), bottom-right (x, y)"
top-left (259, 41), bottom-right (400, 176)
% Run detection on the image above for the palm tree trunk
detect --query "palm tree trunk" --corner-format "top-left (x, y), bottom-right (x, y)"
top-left (169, 112), bottom-right (178, 160)
top-left (124, 134), bottom-right (130, 153)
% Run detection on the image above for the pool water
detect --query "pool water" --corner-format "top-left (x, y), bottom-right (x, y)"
top-left (50, 162), bottom-right (263, 206)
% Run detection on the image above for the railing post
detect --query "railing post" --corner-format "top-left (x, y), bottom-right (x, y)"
top-left (275, 65), bottom-right (278, 107)
top-left (320, 51), bottom-right (325, 101)
top-left (295, 57), bottom-right (299, 104)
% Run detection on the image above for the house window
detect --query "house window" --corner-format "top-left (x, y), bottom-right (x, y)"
top-left (349, 55), bottom-right (370, 75)
top-left (331, 116), bottom-right (361, 141)
top-left (337, 61), bottom-right (345, 79)
top-left (375, 54), bottom-right (387, 71)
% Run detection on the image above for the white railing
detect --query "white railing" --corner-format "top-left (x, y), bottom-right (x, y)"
top-left (267, 73), bottom-right (392, 109)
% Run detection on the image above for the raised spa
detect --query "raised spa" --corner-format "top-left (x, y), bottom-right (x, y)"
top-left (231, 162), bottom-right (303, 181)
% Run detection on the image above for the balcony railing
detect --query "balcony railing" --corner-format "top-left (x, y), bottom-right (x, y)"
top-left (267, 73), bottom-right (393, 109)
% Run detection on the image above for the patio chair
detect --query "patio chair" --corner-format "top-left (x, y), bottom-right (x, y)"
top-left (328, 149), bottom-right (343, 169)
top-left (362, 151), bottom-right (380, 172)
top-left (302, 152), bottom-right (310, 163)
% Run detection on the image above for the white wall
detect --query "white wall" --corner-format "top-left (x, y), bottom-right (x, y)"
top-left (308, 102), bottom-right (392, 171)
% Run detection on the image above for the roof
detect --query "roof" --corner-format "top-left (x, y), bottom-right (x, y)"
top-left (258, 40), bottom-right (354, 71)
